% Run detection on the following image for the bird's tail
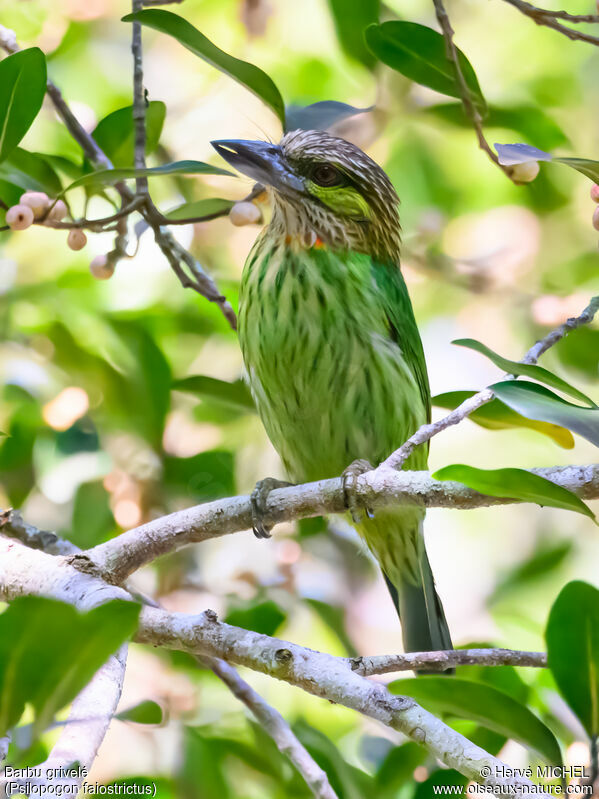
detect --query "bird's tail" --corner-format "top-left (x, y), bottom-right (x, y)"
top-left (385, 546), bottom-right (453, 660)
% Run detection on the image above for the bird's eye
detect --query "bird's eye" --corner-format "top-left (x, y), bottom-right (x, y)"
top-left (311, 164), bottom-right (343, 187)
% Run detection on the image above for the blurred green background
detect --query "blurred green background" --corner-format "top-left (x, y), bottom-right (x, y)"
top-left (1, 0), bottom-right (598, 795)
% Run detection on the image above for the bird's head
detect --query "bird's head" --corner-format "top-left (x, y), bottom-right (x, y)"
top-left (211, 130), bottom-right (401, 262)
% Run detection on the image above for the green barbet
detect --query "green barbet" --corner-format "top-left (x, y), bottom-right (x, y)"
top-left (212, 130), bottom-right (452, 654)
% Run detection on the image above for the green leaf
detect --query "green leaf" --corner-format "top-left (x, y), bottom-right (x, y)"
top-left (164, 449), bottom-right (235, 501)
top-left (327, 0), bottom-right (379, 69)
top-left (433, 463), bottom-right (596, 521)
top-left (453, 338), bottom-right (596, 407)
top-left (165, 198), bottom-right (235, 221)
top-left (375, 742), bottom-right (426, 798)
top-left (389, 677), bottom-right (562, 765)
top-left (116, 700), bottom-right (163, 725)
top-left (554, 157), bottom-right (599, 183)
top-left (433, 390), bottom-right (575, 448)
top-left (70, 480), bottom-right (115, 549)
top-left (0, 597), bottom-right (140, 739)
top-left (415, 770), bottom-right (468, 799)
top-left (91, 101), bottom-right (166, 167)
top-left (305, 598), bottom-right (358, 657)
top-left (285, 101), bottom-right (373, 133)
top-left (490, 541), bottom-right (573, 605)
top-left (225, 600), bottom-right (286, 637)
top-left (546, 581), bottom-right (599, 738)
top-left (0, 148), bottom-right (63, 196)
top-left (0, 48), bottom-right (47, 163)
top-left (491, 380), bottom-right (599, 448)
top-left (173, 375), bottom-right (255, 411)
top-left (122, 10), bottom-right (285, 125)
top-left (61, 159), bottom-right (234, 193)
top-left (365, 22), bottom-right (486, 114)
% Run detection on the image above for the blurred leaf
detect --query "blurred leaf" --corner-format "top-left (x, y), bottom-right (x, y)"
top-left (547, 581), bottom-right (599, 739)
top-left (285, 101), bottom-right (373, 133)
top-left (165, 197), bottom-right (235, 221)
top-left (490, 541), bottom-right (574, 605)
top-left (491, 380), bottom-right (599, 448)
top-left (70, 480), bottom-right (115, 549)
top-left (116, 700), bottom-right (163, 725)
top-left (389, 677), bottom-right (562, 765)
top-left (365, 21), bottom-right (486, 113)
top-left (305, 598), bottom-right (357, 657)
top-left (427, 103), bottom-right (568, 149)
top-left (225, 600), bottom-right (286, 636)
top-left (453, 338), bottom-right (596, 406)
top-left (414, 770), bottom-right (468, 799)
top-left (173, 375), bottom-right (255, 411)
top-left (326, 0), bottom-right (379, 69)
top-left (179, 728), bottom-right (231, 799)
top-left (164, 450), bottom-right (235, 501)
top-left (0, 393), bottom-right (40, 506)
top-left (374, 742), bottom-right (425, 797)
top-left (293, 719), bottom-right (375, 799)
top-left (0, 597), bottom-right (140, 739)
top-left (0, 48), bottom-right (47, 163)
top-left (61, 159), bottom-right (234, 192)
top-left (297, 516), bottom-right (329, 537)
top-left (495, 142), bottom-right (553, 165)
top-left (123, 9), bottom-right (286, 124)
top-left (91, 101), bottom-right (166, 167)
top-left (555, 327), bottom-right (599, 382)
top-left (0, 148), bottom-right (62, 196)
top-left (555, 157), bottom-right (599, 183)
top-left (433, 390), bottom-right (575, 448)
top-left (433, 463), bottom-right (596, 521)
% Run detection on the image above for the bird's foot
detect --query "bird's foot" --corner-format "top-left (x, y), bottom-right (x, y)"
top-left (251, 477), bottom-right (292, 539)
top-left (342, 459), bottom-right (375, 524)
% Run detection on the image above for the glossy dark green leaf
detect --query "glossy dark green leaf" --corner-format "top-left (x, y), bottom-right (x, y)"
top-left (546, 581), bottom-right (599, 738)
top-left (122, 10), bottom-right (285, 124)
top-left (0, 597), bottom-right (140, 739)
top-left (91, 101), bottom-right (166, 167)
top-left (116, 700), bottom-right (163, 725)
top-left (453, 338), bottom-right (596, 407)
top-left (427, 103), bottom-right (568, 149)
top-left (389, 677), bottom-right (562, 765)
top-left (225, 600), bottom-right (286, 637)
top-left (165, 198), bottom-right (234, 221)
top-left (491, 380), bottom-right (599, 448)
top-left (327, 0), bottom-right (379, 69)
top-left (365, 22), bottom-right (486, 113)
top-left (293, 718), bottom-right (376, 799)
top-left (0, 48), bottom-right (47, 163)
top-left (0, 148), bottom-right (62, 196)
top-left (433, 390), bottom-right (574, 448)
top-left (285, 101), bottom-right (373, 133)
top-left (62, 159), bottom-right (234, 193)
top-left (433, 463), bottom-right (595, 521)
top-left (173, 375), bottom-right (255, 411)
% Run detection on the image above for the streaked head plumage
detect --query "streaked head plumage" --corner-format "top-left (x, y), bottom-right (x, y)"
top-left (212, 130), bottom-right (401, 262)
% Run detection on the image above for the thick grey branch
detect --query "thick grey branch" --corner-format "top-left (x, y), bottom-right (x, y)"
top-left (351, 648), bottom-right (547, 676)
top-left (83, 463), bottom-right (599, 583)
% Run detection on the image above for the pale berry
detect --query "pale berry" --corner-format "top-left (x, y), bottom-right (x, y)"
top-left (592, 206), bottom-right (599, 232)
top-left (20, 191), bottom-right (50, 219)
top-left (67, 229), bottom-right (87, 251)
top-left (89, 254), bottom-right (115, 280)
top-left (511, 161), bottom-right (540, 184)
top-left (47, 199), bottom-right (68, 222)
top-left (229, 201), bottom-right (262, 226)
top-left (590, 184), bottom-right (599, 204)
top-left (6, 204), bottom-right (34, 230)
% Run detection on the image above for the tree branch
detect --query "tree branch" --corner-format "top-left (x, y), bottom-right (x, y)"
top-left (131, 0), bottom-right (149, 197)
top-left (432, 0), bottom-right (515, 180)
top-left (204, 657), bottom-right (339, 799)
top-left (0, 537), bottom-right (550, 798)
top-left (351, 648), bottom-right (547, 676)
top-left (501, 0), bottom-right (599, 44)
top-left (380, 294), bottom-right (599, 470)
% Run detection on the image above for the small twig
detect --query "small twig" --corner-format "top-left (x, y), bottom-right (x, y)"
top-left (131, 0), bottom-right (149, 198)
top-left (351, 648), bottom-right (547, 676)
top-left (432, 0), bottom-right (515, 181)
top-left (39, 199), bottom-right (143, 231)
top-left (501, 0), bottom-right (599, 44)
top-left (381, 295), bottom-right (599, 471)
top-left (204, 657), bottom-right (339, 799)
top-left (0, 508), bottom-right (77, 556)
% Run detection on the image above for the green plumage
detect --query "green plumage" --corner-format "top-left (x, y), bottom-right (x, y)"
top-left (213, 129), bottom-right (452, 654)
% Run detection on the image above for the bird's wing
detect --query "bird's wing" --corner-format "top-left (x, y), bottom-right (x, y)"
top-left (374, 260), bottom-right (432, 425)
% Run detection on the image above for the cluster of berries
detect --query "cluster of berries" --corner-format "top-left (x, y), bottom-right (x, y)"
top-left (5, 191), bottom-right (115, 280)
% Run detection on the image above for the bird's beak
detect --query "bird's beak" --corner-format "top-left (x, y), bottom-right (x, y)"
top-left (211, 139), bottom-right (304, 195)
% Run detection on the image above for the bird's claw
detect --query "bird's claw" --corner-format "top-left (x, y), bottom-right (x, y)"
top-left (342, 459), bottom-right (375, 523)
top-left (250, 477), bottom-right (292, 539)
